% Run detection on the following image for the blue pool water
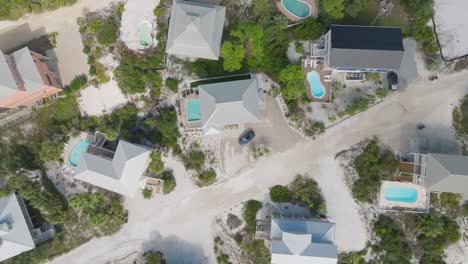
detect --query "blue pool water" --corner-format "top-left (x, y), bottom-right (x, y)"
top-left (281, 0), bottom-right (311, 19)
top-left (186, 99), bottom-right (201, 122)
top-left (307, 71), bottom-right (325, 99)
top-left (68, 139), bottom-right (91, 167)
top-left (384, 186), bottom-right (418, 203)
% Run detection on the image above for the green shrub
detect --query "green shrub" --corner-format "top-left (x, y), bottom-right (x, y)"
top-left (295, 42), bottom-right (304, 54)
top-left (96, 17), bottom-right (118, 45)
top-left (269, 185), bottom-right (292, 203)
top-left (242, 239), bottom-right (270, 264)
top-left (181, 148), bottom-right (205, 172)
top-left (373, 215), bottom-right (412, 263)
top-left (88, 18), bottom-right (102, 33)
top-left (142, 188), bottom-right (153, 199)
top-left (145, 251), bottom-right (166, 264)
top-left (375, 88), bottom-right (388, 99)
top-left (148, 152), bottom-right (165, 176)
top-left (64, 75), bottom-right (87, 94)
top-left (83, 46), bottom-right (91, 54)
top-left (89, 65), bottom-right (97, 76)
top-left (197, 168), bottom-right (217, 186)
top-left (243, 200), bottom-right (262, 234)
top-left (70, 192), bottom-right (124, 229)
top-left (149, 108), bottom-right (181, 150)
top-left (290, 175), bottom-right (326, 214)
top-left (279, 65), bottom-right (306, 101)
top-left (352, 140), bottom-right (398, 202)
top-left (165, 78), bottom-right (179, 92)
top-left (157, 171), bottom-right (176, 194)
top-left (37, 139), bottom-right (64, 162)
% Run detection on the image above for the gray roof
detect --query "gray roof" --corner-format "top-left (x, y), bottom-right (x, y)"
top-left (9, 47), bottom-right (44, 92)
top-left (199, 77), bottom-right (262, 135)
top-left (0, 53), bottom-right (20, 99)
top-left (0, 194), bottom-right (35, 262)
top-left (166, 0), bottom-right (225, 60)
top-left (270, 218), bottom-right (337, 264)
top-left (426, 154), bottom-right (468, 195)
top-left (75, 140), bottom-right (151, 197)
top-left (328, 25), bottom-right (404, 70)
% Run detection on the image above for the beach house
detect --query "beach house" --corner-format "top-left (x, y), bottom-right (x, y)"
top-left (74, 140), bottom-right (151, 197)
top-left (198, 76), bottom-right (264, 135)
top-left (310, 25), bottom-right (404, 73)
top-left (166, 0), bottom-right (226, 60)
top-left (270, 217), bottom-right (338, 264)
top-left (0, 47), bottom-right (62, 108)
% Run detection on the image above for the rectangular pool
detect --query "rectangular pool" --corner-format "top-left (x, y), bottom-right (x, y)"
top-left (383, 185), bottom-right (418, 203)
top-left (186, 99), bottom-right (201, 122)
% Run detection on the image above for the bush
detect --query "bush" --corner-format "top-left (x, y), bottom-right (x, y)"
top-left (142, 188), bottom-right (153, 199)
top-left (96, 17), bottom-right (118, 45)
top-left (150, 108), bottom-right (181, 150)
top-left (373, 215), bottom-right (412, 263)
top-left (165, 78), bottom-right (179, 92)
top-left (155, 171), bottom-right (176, 194)
top-left (181, 148), bottom-right (205, 172)
top-left (88, 18), bottom-right (102, 33)
top-left (269, 185), bottom-right (292, 203)
top-left (37, 139), bottom-right (64, 162)
top-left (82, 46), bottom-right (91, 54)
top-left (352, 140), bottom-right (398, 202)
top-left (290, 17), bottom-right (323, 40)
top-left (290, 175), bottom-right (326, 214)
top-left (243, 200), bottom-right (262, 234)
top-left (416, 213), bottom-right (461, 256)
top-left (375, 88), bottom-right (388, 99)
top-left (279, 65), bottom-right (306, 101)
top-left (148, 152), bottom-right (165, 176)
top-left (145, 251), bottom-right (166, 264)
top-left (242, 239), bottom-right (270, 264)
top-left (64, 75), bottom-right (87, 93)
top-left (452, 95), bottom-right (468, 137)
top-left (70, 193), bottom-right (125, 228)
top-left (197, 168), bottom-right (217, 186)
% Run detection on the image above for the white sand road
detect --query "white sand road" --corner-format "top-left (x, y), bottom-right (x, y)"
top-left (48, 69), bottom-right (468, 264)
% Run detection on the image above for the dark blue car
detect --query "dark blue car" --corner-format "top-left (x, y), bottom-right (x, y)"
top-left (239, 130), bottom-right (255, 145)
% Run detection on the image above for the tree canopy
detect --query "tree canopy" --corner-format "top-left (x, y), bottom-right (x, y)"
top-left (279, 65), bottom-right (306, 101)
top-left (269, 185), bottom-right (292, 203)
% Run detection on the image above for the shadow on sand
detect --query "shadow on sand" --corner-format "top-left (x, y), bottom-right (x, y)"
top-left (142, 231), bottom-right (208, 264)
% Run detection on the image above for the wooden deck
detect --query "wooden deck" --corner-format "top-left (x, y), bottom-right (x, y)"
top-left (303, 61), bottom-right (331, 103)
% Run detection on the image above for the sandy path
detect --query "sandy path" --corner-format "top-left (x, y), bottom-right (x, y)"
top-left (0, 0), bottom-right (119, 84)
top-left (47, 67), bottom-right (468, 264)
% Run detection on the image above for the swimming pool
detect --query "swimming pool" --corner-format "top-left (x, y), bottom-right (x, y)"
top-left (383, 185), bottom-right (418, 203)
top-left (138, 20), bottom-right (153, 49)
top-left (281, 0), bottom-right (311, 19)
top-left (68, 139), bottom-right (91, 167)
top-left (186, 99), bottom-right (201, 122)
top-left (307, 71), bottom-right (325, 99)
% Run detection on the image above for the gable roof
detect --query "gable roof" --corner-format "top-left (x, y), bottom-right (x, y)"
top-left (328, 25), bottom-right (404, 70)
top-left (0, 194), bottom-right (35, 262)
top-left (166, 0), bottom-right (225, 60)
top-left (270, 218), bottom-right (337, 264)
top-left (199, 77), bottom-right (261, 135)
top-left (426, 154), bottom-right (468, 195)
top-left (0, 53), bottom-right (19, 99)
top-left (8, 47), bottom-right (44, 92)
top-left (75, 140), bottom-right (151, 197)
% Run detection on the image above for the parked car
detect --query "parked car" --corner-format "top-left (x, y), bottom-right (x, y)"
top-left (239, 129), bottom-right (255, 145)
top-left (387, 72), bottom-right (399, 91)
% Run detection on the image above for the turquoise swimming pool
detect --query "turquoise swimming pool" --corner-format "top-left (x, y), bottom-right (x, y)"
top-left (307, 71), bottom-right (325, 99)
top-left (281, 0), bottom-right (311, 19)
top-left (186, 99), bottom-right (201, 122)
top-left (68, 138), bottom-right (90, 167)
top-left (384, 186), bottom-right (418, 203)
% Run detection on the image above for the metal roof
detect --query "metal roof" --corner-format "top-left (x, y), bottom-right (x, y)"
top-left (270, 218), bottom-right (337, 264)
top-left (328, 25), bottom-right (404, 70)
top-left (426, 154), bottom-right (468, 195)
top-left (166, 0), bottom-right (225, 60)
top-left (75, 140), bottom-right (151, 197)
top-left (0, 53), bottom-right (20, 99)
top-left (9, 47), bottom-right (44, 92)
top-left (0, 194), bottom-right (35, 262)
top-left (199, 77), bottom-right (262, 135)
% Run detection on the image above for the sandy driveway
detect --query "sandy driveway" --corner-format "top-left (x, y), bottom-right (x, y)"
top-left (0, 0), bottom-right (119, 84)
top-left (47, 65), bottom-right (468, 263)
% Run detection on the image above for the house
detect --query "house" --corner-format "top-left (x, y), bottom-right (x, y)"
top-left (313, 25), bottom-right (404, 72)
top-left (0, 47), bottom-right (62, 108)
top-left (424, 153), bottom-right (468, 197)
top-left (166, 0), bottom-right (226, 60)
top-left (74, 140), bottom-right (151, 197)
top-left (270, 218), bottom-right (338, 264)
top-left (199, 76), bottom-right (264, 135)
top-left (0, 194), bottom-right (36, 261)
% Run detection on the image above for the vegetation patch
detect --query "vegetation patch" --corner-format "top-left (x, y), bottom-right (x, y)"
top-left (452, 94), bottom-right (468, 138)
top-left (352, 139), bottom-right (398, 203)
top-left (0, 0), bottom-right (77, 20)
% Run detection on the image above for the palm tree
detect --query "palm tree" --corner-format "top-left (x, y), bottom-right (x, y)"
top-left (273, 14), bottom-right (289, 29)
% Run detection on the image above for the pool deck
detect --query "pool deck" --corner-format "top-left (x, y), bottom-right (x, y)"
top-left (303, 60), bottom-right (332, 103)
top-left (378, 181), bottom-right (429, 213)
top-left (179, 93), bottom-right (202, 130)
top-left (276, 0), bottom-right (318, 22)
